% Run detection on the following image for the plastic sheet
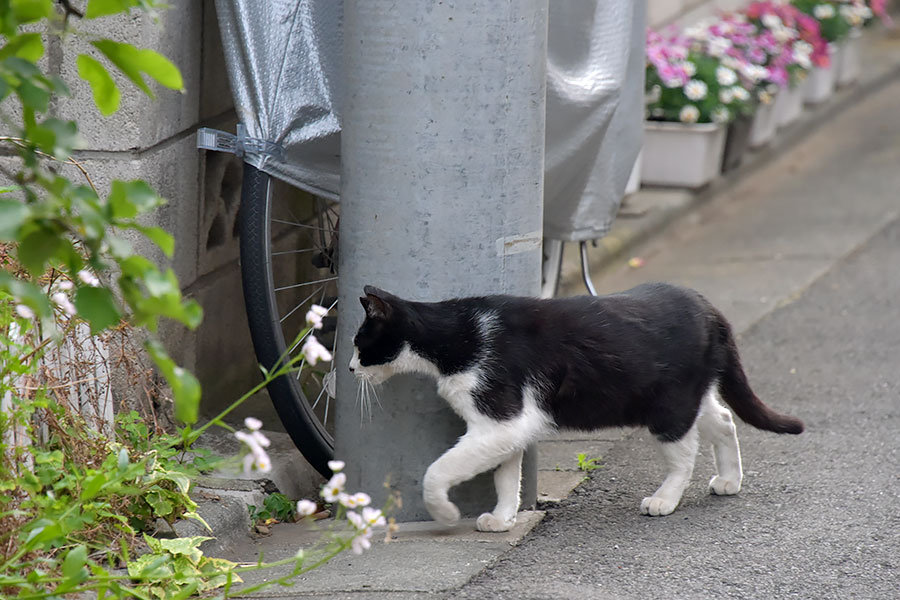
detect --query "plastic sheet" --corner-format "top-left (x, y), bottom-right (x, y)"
top-left (212, 0), bottom-right (644, 239)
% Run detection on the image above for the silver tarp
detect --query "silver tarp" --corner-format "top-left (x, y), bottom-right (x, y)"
top-left (212, 0), bottom-right (644, 240)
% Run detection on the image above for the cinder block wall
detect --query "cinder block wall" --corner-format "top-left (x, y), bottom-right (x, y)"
top-left (38, 2), bottom-right (264, 426)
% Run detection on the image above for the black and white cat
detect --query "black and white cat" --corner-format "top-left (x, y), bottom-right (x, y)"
top-left (349, 283), bottom-right (803, 532)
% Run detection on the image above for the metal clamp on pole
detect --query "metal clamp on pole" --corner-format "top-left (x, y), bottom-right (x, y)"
top-left (196, 123), bottom-right (284, 161)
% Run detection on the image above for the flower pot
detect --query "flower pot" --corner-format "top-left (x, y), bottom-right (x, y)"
top-left (804, 60), bottom-right (837, 104)
top-left (625, 150), bottom-right (642, 195)
top-left (749, 99), bottom-right (778, 148)
top-left (721, 114), bottom-right (754, 173)
top-left (641, 121), bottom-right (726, 188)
top-left (836, 29), bottom-right (862, 87)
top-left (774, 83), bottom-right (804, 129)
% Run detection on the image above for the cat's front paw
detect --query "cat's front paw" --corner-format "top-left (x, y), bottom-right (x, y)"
top-left (476, 512), bottom-right (515, 532)
top-left (640, 496), bottom-right (678, 516)
top-left (425, 499), bottom-right (461, 527)
top-left (709, 476), bottom-right (741, 496)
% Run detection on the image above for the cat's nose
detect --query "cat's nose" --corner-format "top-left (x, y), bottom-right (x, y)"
top-left (349, 365), bottom-right (355, 373)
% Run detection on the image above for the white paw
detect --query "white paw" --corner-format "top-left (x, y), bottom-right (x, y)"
top-left (709, 476), bottom-right (742, 496)
top-left (640, 496), bottom-right (678, 516)
top-left (425, 499), bottom-right (461, 527)
top-left (476, 512), bottom-right (515, 532)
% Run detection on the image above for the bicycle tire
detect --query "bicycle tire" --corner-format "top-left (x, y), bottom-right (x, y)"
top-left (239, 163), bottom-right (336, 477)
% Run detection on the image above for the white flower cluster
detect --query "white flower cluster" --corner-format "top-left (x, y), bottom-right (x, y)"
top-left (296, 460), bottom-right (387, 555)
top-left (234, 416), bottom-right (272, 473)
top-left (813, 4), bottom-right (836, 20)
top-left (838, 2), bottom-right (872, 27)
top-left (302, 304), bottom-right (334, 366)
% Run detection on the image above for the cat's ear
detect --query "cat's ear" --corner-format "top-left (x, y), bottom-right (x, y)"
top-left (360, 286), bottom-right (392, 320)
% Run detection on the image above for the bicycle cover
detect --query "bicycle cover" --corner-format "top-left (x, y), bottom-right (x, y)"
top-left (213, 0), bottom-right (644, 240)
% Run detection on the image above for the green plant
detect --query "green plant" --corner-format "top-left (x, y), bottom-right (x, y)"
top-left (0, 1), bottom-right (376, 597)
top-left (576, 452), bottom-right (603, 473)
top-left (249, 492), bottom-right (298, 526)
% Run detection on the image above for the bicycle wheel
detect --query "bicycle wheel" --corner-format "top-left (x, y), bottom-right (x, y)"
top-left (239, 164), bottom-right (338, 477)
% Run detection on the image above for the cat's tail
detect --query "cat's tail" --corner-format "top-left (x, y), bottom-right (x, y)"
top-left (714, 310), bottom-right (805, 435)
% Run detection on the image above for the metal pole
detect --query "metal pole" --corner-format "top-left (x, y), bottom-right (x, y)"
top-left (336, 0), bottom-right (548, 521)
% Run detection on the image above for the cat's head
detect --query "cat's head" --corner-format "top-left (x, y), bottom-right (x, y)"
top-left (349, 286), bottom-right (411, 385)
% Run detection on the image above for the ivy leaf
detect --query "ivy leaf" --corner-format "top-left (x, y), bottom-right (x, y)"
top-left (76, 54), bottom-right (120, 116)
top-left (85, 0), bottom-right (138, 19)
top-left (146, 339), bottom-right (201, 425)
top-left (132, 224), bottom-right (174, 257)
top-left (92, 40), bottom-right (184, 97)
top-left (10, 0), bottom-right (53, 25)
top-left (0, 198), bottom-right (29, 240)
top-left (74, 286), bottom-right (122, 333)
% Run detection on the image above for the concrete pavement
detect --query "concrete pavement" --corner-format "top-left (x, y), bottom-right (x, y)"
top-left (205, 25), bottom-right (900, 600)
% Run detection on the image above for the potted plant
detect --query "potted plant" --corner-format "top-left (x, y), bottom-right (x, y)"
top-left (835, 1), bottom-right (875, 86)
top-left (792, 1), bottom-right (852, 102)
top-left (643, 28), bottom-right (752, 187)
top-left (743, 2), bottom-right (815, 129)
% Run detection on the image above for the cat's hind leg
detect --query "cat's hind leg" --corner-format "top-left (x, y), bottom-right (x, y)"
top-left (476, 449), bottom-right (524, 532)
top-left (697, 384), bottom-right (743, 496)
top-left (641, 423), bottom-right (699, 516)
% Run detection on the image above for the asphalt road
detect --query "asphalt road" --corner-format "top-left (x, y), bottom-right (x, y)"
top-left (451, 218), bottom-right (900, 600)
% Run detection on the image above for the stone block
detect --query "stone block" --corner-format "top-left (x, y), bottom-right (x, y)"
top-left (54, 3), bottom-right (202, 152)
top-left (200, 0), bottom-right (234, 121)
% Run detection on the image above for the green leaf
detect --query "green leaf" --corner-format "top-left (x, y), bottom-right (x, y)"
top-left (81, 472), bottom-right (107, 501)
top-left (74, 286), bottom-right (122, 333)
top-left (146, 339), bottom-right (201, 424)
top-left (159, 536), bottom-right (210, 562)
top-left (0, 198), bottom-right (29, 240)
top-left (145, 488), bottom-right (174, 517)
top-left (11, 0), bottom-right (53, 24)
top-left (108, 179), bottom-right (163, 219)
top-left (92, 40), bottom-right (184, 98)
top-left (77, 54), bottom-right (120, 116)
top-left (133, 224), bottom-right (174, 258)
top-left (61, 544), bottom-right (89, 581)
top-left (17, 227), bottom-right (63, 275)
top-left (85, 0), bottom-right (137, 19)
top-left (0, 33), bottom-right (44, 62)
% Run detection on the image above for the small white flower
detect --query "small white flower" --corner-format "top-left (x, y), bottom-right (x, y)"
top-left (684, 79), bottom-right (708, 101)
top-left (732, 86), bottom-right (751, 102)
top-left (305, 304), bottom-right (329, 330)
top-left (339, 492), bottom-right (359, 508)
top-left (716, 66), bottom-right (738, 87)
top-left (51, 292), bottom-right (76, 317)
top-left (251, 430), bottom-right (271, 448)
top-left (15, 304), bottom-right (34, 319)
top-left (77, 269), bottom-right (100, 287)
top-left (352, 492), bottom-right (372, 508)
top-left (813, 4), bottom-right (835, 19)
top-left (328, 460), bottom-right (345, 473)
top-left (663, 76), bottom-right (683, 89)
top-left (793, 41), bottom-right (813, 57)
top-left (646, 84), bottom-right (662, 104)
top-left (244, 416), bottom-right (263, 431)
top-left (708, 37), bottom-right (733, 58)
top-left (712, 107), bottom-right (731, 124)
top-left (651, 108), bottom-right (665, 118)
top-left (680, 61), bottom-right (697, 77)
top-left (351, 531), bottom-right (372, 555)
top-left (761, 14), bottom-right (783, 30)
top-left (235, 430), bottom-right (272, 473)
top-left (321, 472), bottom-right (347, 502)
top-left (679, 105), bottom-right (700, 124)
top-left (297, 499), bottom-right (318, 517)
top-left (758, 89), bottom-right (774, 105)
top-left (346, 509), bottom-right (365, 530)
top-left (719, 87), bottom-right (735, 104)
top-left (301, 335), bottom-right (333, 366)
top-left (362, 506), bottom-right (386, 527)
top-left (57, 280), bottom-right (74, 291)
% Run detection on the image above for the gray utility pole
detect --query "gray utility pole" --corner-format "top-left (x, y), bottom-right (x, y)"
top-left (336, 1), bottom-right (549, 521)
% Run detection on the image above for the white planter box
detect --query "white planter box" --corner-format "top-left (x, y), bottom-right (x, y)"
top-left (805, 61), bottom-right (837, 104)
top-left (641, 121), bottom-right (726, 188)
top-left (624, 150), bottom-right (642, 195)
top-left (774, 83), bottom-right (804, 129)
top-left (749, 99), bottom-right (778, 148)
top-left (837, 29), bottom-right (862, 87)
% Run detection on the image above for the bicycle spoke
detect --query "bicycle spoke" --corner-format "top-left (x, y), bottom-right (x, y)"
top-left (271, 218), bottom-right (334, 233)
top-left (275, 276), bottom-right (338, 293)
top-left (279, 285), bottom-right (325, 324)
